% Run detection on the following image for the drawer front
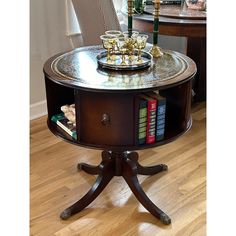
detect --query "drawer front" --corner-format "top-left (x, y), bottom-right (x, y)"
top-left (76, 91), bottom-right (135, 146)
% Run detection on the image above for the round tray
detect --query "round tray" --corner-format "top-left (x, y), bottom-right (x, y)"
top-left (97, 50), bottom-right (152, 71)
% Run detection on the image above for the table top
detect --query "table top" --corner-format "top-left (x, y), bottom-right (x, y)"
top-left (136, 5), bottom-right (206, 25)
top-left (122, 5), bottom-right (206, 37)
top-left (147, 5), bottom-right (206, 20)
top-left (44, 45), bottom-right (196, 93)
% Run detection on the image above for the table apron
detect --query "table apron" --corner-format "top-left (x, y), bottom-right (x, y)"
top-left (133, 20), bottom-right (206, 38)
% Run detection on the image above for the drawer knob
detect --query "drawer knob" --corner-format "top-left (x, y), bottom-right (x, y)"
top-left (101, 113), bottom-right (110, 125)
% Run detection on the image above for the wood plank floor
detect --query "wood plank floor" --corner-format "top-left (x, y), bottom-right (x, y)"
top-left (30, 102), bottom-right (206, 236)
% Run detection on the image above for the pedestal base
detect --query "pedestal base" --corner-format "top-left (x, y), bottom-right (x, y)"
top-left (60, 151), bottom-right (171, 225)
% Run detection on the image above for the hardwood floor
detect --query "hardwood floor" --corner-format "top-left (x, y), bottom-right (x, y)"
top-left (30, 102), bottom-right (206, 236)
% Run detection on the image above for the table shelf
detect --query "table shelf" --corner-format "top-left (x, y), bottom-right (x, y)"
top-left (45, 78), bottom-right (192, 151)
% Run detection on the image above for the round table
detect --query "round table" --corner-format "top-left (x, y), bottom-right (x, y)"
top-left (43, 45), bottom-right (196, 225)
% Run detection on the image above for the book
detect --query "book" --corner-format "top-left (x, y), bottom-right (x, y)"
top-left (51, 113), bottom-right (77, 140)
top-left (156, 93), bottom-right (166, 141)
top-left (147, 91), bottom-right (166, 141)
top-left (137, 98), bottom-right (148, 145)
top-left (152, 92), bottom-right (166, 141)
top-left (141, 94), bottom-right (157, 144)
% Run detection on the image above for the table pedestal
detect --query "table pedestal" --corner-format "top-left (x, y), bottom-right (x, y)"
top-left (60, 150), bottom-right (171, 225)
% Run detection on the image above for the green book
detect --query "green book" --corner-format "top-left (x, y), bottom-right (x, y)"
top-left (51, 113), bottom-right (77, 140)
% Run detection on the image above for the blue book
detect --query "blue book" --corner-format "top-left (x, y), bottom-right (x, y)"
top-left (156, 94), bottom-right (166, 141)
top-left (144, 92), bottom-right (166, 142)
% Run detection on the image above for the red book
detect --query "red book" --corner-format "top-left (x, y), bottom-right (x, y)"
top-left (141, 94), bottom-right (157, 144)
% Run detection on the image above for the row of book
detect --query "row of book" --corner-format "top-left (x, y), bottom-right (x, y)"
top-left (50, 92), bottom-right (166, 145)
top-left (137, 92), bottom-right (166, 145)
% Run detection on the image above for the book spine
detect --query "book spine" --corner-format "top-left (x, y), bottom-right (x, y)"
top-left (146, 99), bottom-right (157, 144)
top-left (156, 97), bottom-right (166, 141)
top-left (56, 121), bottom-right (77, 139)
top-left (51, 114), bottom-right (77, 140)
top-left (138, 99), bottom-right (147, 144)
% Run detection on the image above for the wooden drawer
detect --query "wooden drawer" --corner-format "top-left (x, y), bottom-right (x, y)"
top-left (75, 91), bottom-right (135, 146)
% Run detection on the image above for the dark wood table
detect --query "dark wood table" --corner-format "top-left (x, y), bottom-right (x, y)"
top-left (124, 4), bottom-right (206, 101)
top-left (43, 45), bottom-right (196, 225)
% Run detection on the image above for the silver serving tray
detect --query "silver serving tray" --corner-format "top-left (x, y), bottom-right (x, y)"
top-left (97, 50), bottom-right (152, 71)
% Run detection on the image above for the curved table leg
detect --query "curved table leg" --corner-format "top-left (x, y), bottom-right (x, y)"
top-left (77, 150), bottom-right (112, 175)
top-left (127, 152), bottom-right (168, 176)
top-left (61, 157), bottom-right (114, 220)
top-left (61, 150), bottom-right (170, 224)
top-left (137, 163), bottom-right (168, 176)
top-left (77, 163), bottom-right (101, 175)
top-left (122, 158), bottom-right (171, 225)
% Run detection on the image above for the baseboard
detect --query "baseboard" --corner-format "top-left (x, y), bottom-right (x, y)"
top-left (30, 100), bottom-right (47, 120)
